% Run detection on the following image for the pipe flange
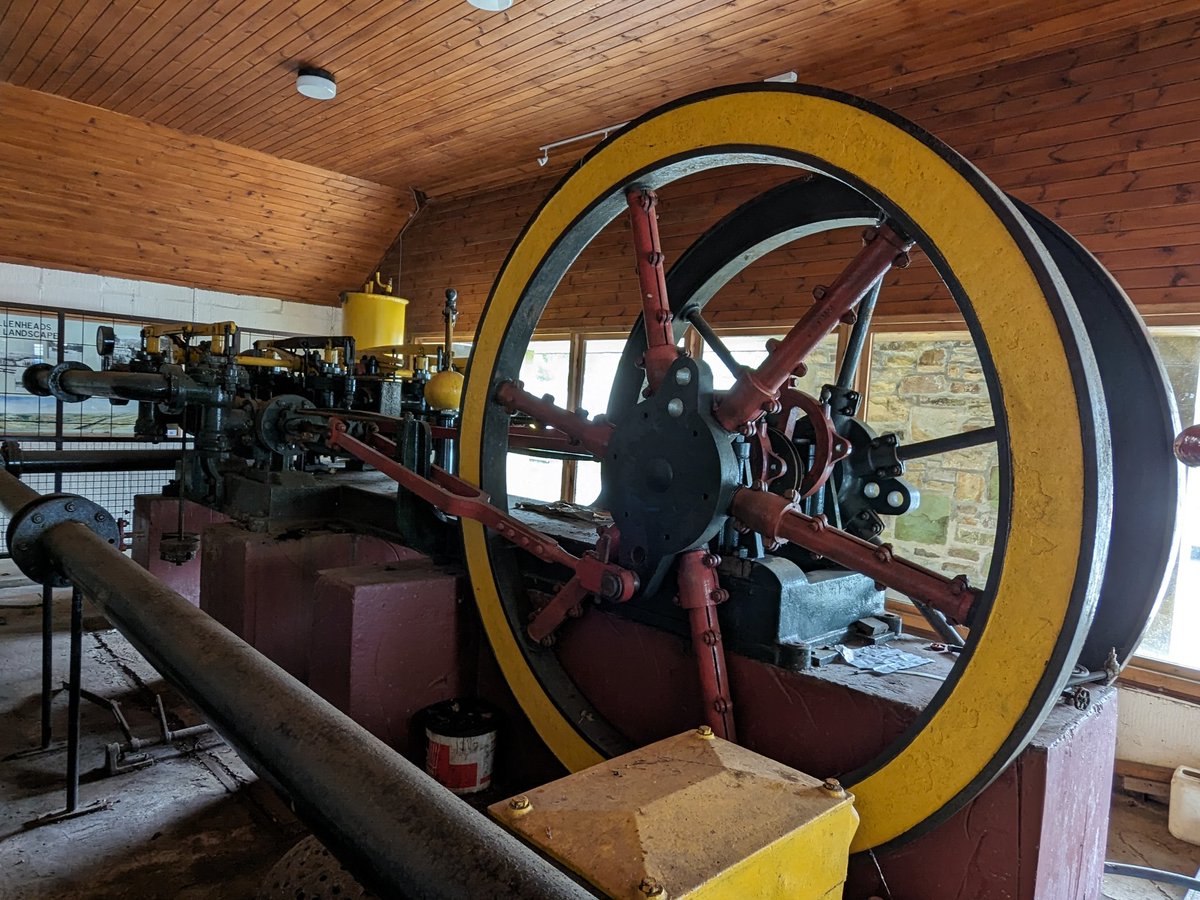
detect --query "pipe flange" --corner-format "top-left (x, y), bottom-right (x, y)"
top-left (47, 361), bottom-right (94, 403)
top-left (6, 493), bottom-right (121, 586)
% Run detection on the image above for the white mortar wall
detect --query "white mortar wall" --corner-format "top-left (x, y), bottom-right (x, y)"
top-left (0, 262), bottom-right (342, 335)
top-left (1117, 687), bottom-right (1200, 771)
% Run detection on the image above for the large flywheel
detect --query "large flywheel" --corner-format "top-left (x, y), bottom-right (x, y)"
top-left (458, 84), bottom-right (1151, 852)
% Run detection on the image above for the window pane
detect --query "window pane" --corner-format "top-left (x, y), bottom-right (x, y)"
top-left (579, 338), bottom-right (629, 419)
top-left (1138, 329), bottom-right (1200, 665)
top-left (0, 307), bottom-right (59, 436)
top-left (702, 332), bottom-right (840, 396)
top-left (506, 340), bottom-right (570, 501)
top-left (865, 332), bottom-right (999, 591)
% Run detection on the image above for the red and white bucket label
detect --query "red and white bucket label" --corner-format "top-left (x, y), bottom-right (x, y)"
top-left (425, 729), bottom-right (496, 794)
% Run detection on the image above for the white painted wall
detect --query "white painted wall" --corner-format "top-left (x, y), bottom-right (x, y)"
top-left (0, 262), bottom-right (342, 336)
top-left (1117, 687), bottom-right (1200, 770)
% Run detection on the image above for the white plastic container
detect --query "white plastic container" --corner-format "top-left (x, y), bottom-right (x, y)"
top-left (1169, 765), bottom-right (1200, 844)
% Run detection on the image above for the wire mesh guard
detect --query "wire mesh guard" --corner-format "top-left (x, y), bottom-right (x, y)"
top-left (0, 440), bottom-right (175, 555)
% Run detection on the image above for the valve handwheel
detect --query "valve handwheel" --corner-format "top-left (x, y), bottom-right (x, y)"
top-left (459, 84), bottom-right (1123, 852)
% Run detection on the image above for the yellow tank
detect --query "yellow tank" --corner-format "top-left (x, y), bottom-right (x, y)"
top-left (342, 275), bottom-right (408, 351)
top-left (425, 369), bottom-right (464, 412)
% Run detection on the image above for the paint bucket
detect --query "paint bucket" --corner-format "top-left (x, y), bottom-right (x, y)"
top-left (421, 698), bottom-right (499, 795)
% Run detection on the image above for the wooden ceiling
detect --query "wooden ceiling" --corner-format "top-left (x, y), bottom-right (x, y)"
top-left (0, 0), bottom-right (1192, 304)
top-left (1, 0), bottom-right (1187, 199)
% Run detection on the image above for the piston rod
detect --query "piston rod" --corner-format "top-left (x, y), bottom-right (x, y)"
top-left (0, 469), bottom-right (591, 900)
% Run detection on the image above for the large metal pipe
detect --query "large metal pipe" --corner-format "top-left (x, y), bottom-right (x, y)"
top-left (0, 469), bottom-right (592, 900)
top-left (24, 365), bottom-right (173, 403)
top-left (4, 448), bottom-right (184, 475)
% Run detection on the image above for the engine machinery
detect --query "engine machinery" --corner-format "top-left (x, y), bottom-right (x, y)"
top-left (2, 84), bottom-right (1192, 899)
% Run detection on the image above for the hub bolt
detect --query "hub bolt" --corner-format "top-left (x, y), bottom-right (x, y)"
top-left (639, 877), bottom-right (665, 897)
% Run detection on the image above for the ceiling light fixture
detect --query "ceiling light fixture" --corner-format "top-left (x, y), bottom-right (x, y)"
top-left (296, 66), bottom-right (337, 100)
top-left (467, 0), bottom-right (513, 10)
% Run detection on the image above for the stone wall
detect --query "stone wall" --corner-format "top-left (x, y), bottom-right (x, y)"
top-left (864, 333), bottom-right (999, 589)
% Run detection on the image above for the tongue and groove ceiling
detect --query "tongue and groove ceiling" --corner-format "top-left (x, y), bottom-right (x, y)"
top-left (0, 0), bottom-right (1191, 305)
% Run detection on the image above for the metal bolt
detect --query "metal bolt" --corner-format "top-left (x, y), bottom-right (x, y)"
top-left (94, 512), bottom-right (106, 522)
top-left (509, 795), bottom-right (531, 811)
top-left (674, 368), bottom-right (692, 386)
top-left (863, 482), bottom-right (881, 499)
top-left (886, 490), bottom-right (905, 508)
top-left (812, 285), bottom-right (828, 301)
top-left (666, 398), bottom-right (684, 417)
top-left (639, 877), bottom-right (665, 897)
top-left (695, 725), bottom-right (714, 739)
top-left (823, 778), bottom-right (845, 795)
top-left (702, 553), bottom-right (721, 568)
top-left (31, 513), bottom-right (44, 524)
top-left (64, 502), bottom-right (76, 512)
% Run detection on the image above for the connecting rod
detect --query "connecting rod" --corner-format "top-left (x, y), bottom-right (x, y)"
top-left (0, 469), bottom-right (591, 900)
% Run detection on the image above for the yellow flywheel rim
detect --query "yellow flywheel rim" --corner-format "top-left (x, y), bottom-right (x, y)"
top-left (459, 85), bottom-right (1108, 851)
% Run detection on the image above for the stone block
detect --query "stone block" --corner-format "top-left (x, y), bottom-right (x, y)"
top-left (894, 491), bottom-right (950, 544)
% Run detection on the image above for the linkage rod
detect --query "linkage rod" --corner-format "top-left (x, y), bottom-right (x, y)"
top-left (835, 277), bottom-right (883, 391)
top-left (715, 224), bottom-right (914, 432)
top-left (730, 488), bottom-right (977, 625)
top-left (493, 381), bottom-right (614, 459)
top-left (898, 426), bottom-right (998, 461)
top-left (0, 468), bottom-right (591, 900)
top-left (328, 424), bottom-right (637, 602)
top-left (685, 309), bottom-right (742, 380)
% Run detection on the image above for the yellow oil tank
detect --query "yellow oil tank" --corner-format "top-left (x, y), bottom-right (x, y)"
top-left (342, 274), bottom-right (408, 351)
top-left (425, 369), bottom-right (464, 412)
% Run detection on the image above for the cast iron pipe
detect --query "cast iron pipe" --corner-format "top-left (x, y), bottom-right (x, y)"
top-left (0, 469), bottom-right (592, 900)
top-left (3, 449), bottom-right (184, 475)
top-left (24, 365), bottom-right (174, 403)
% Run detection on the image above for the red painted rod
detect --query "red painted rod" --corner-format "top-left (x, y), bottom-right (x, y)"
top-left (327, 421), bottom-right (637, 602)
top-left (730, 488), bottom-right (977, 625)
top-left (714, 224), bottom-right (914, 432)
top-left (626, 187), bottom-right (681, 394)
top-left (677, 550), bottom-right (736, 741)
top-left (493, 380), bottom-right (614, 458)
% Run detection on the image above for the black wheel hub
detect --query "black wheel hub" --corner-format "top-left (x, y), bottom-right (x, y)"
top-left (601, 357), bottom-right (740, 593)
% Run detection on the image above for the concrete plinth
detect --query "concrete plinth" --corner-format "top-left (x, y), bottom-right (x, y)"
top-left (199, 524), bottom-right (421, 682)
top-left (307, 562), bottom-right (466, 758)
top-left (131, 494), bottom-right (229, 606)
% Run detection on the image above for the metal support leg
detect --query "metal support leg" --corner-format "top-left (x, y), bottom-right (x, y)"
top-left (41, 581), bottom-right (53, 748)
top-left (23, 585), bottom-right (109, 828)
top-left (66, 586), bottom-right (82, 811)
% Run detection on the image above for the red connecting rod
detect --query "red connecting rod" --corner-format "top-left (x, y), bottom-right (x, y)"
top-left (493, 381), bottom-right (614, 458)
top-left (730, 488), bottom-right (977, 625)
top-left (326, 420), bottom-right (638, 604)
top-left (714, 224), bottom-right (914, 433)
